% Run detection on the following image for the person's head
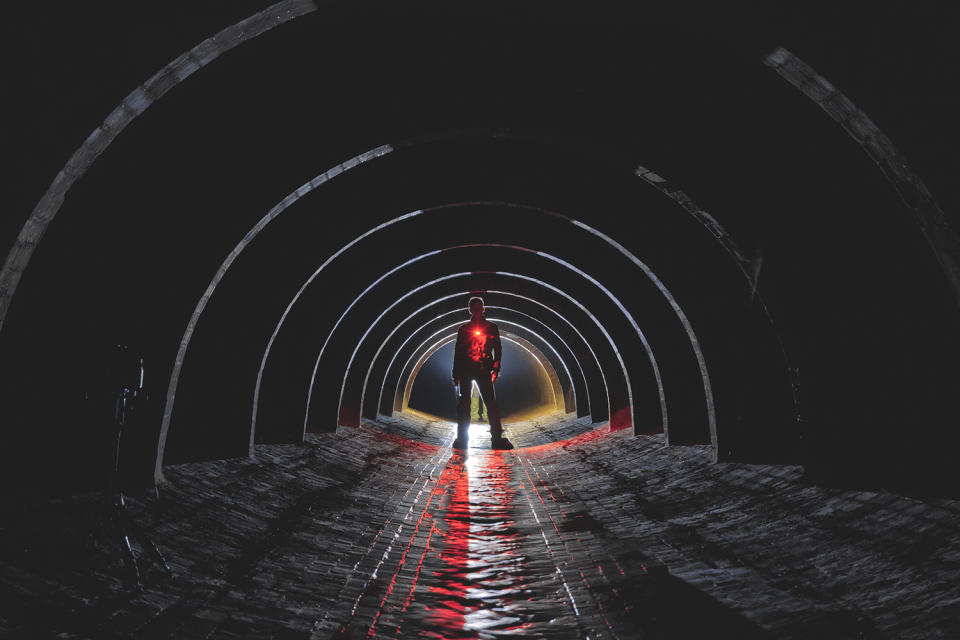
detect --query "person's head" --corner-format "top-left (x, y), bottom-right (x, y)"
top-left (468, 296), bottom-right (484, 318)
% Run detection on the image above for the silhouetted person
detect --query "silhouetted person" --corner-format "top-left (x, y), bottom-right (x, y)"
top-left (92, 345), bottom-right (171, 590)
top-left (452, 297), bottom-right (513, 450)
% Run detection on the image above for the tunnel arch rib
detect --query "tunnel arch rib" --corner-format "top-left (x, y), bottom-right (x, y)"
top-left (0, 0), bottom-right (321, 336)
top-left (372, 292), bottom-right (604, 423)
top-left (400, 332), bottom-right (564, 419)
top-left (232, 199), bottom-right (721, 463)
top-left (0, 0), bottom-right (945, 486)
top-left (363, 303), bottom-right (588, 421)
top-left (303, 267), bottom-right (638, 431)
top-left (765, 46), bottom-right (960, 305)
top-left (148, 156), bottom-right (750, 478)
top-left (311, 241), bottom-right (665, 429)
top-left (386, 319), bottom-right (572, 418)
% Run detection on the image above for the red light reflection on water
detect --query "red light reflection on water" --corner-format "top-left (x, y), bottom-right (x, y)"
top-left (420, 425), bottom-right (624, 638)
top-left (421, 453), bottom-right (470, 637)
top-left (333, 423), bottom-right (630, 638)
top-left (423, 450), bottom-right (529, 638)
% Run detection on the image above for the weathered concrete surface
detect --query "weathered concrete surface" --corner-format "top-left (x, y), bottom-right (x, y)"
top-left (1, 413), bottom-right (958, 638)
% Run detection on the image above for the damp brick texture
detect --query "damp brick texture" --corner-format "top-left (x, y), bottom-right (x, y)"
top-left (1, 413), bottom-right (959, 639)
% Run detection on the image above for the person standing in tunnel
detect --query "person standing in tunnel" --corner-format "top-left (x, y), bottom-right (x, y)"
top-left (452, 296), bottom-right (513, 450)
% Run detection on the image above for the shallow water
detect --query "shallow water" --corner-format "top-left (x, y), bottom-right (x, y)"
top-left (345, 449), bottom-right (594, 639)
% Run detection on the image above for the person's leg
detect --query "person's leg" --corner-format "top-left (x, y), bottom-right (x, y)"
top-left (475, 380), bottom-right (485, 420)
top-left (455, 377), bottom-right (472, 443)
top-left (475, 376), bottom-right (503, 440)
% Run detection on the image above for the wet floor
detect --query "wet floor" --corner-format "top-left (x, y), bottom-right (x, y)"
top-left (328, 447), bottom-right (635, 639)
top-left (7, 414), bottom-right (948, 638)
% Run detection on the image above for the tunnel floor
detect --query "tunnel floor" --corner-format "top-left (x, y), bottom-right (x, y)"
top-left (2, 414), bottom-right (959, 639)
top-left (373, 409), bottom-right (600, 449)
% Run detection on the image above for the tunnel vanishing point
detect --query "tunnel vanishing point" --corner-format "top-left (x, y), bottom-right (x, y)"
top-left (1, 3), bottom-right (960, 638)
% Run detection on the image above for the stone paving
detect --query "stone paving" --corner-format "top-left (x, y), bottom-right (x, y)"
top-left (374, 410), bottom-right (598, 449)
top-left (1, 413), bottom-right (958, 638)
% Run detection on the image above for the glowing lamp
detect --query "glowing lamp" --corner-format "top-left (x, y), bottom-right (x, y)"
top-left (474, 330), bottom-right (482, 336)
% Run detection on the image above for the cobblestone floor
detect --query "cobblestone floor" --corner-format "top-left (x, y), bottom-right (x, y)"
top-left (1, 413), bottom-right (958, 639)
top-left (374, 410), bottom-right (598, 449)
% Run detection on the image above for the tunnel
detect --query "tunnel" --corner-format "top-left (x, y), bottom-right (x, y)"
top-left (405, 336), bottom-right (564, 423)
top-left (2, 3), bottom-right (960, 638)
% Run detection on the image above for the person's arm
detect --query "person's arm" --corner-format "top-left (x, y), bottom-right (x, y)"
top-left (452, 326), bottom-right (465, 381)
top-left (490, 324), bottom-right (502, 382)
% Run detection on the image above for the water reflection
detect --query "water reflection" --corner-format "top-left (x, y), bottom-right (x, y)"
top-left (425, 451), bottom-right (533, 638)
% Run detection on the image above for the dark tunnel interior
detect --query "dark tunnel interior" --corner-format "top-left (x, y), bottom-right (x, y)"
top-left (407, 339), bottom-right (558, 423)
top-left (1, 2), bottom-right (960, 637)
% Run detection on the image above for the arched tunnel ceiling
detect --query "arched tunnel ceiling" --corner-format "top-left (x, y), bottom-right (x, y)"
top-left (308, 242), bottom-right (661, 431)
top-left (161, 191), bottom-right (795, 472)
top-left (402, 331), bottom-right (565, 422)
top-left (367, 293), bottom-right (602, 425)
top-left (389, 319), bottom-right (573, 417)
top-left (162, 162), bottom-right (748, 455)
top-left (2, 3), bottom-right (959, 494)
top-left (366, 305), bottom-right (586, 420)
top-left (278, 268), bottom-right (641, 434)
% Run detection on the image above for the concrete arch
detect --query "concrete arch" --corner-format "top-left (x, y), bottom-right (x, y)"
top-left (154, 160), bottom-right (790, 475)
top-left (4, 19), bottom-right (761, 477)
top-left (155, 191), bottom-right (774, 476)
top-left (243, 204), bottom-right (690, 438)
top-left (240, 200), bottom-right (725, 459)
top-left (399, 331), bottom-right (564, 418)
top-left (386, 318), bottom-right (573, 417)
top-left (765, 47), bottom-right (960, 305)
top-left (250, 271), bottom-right (626, 442)
top-left (162, 159), bottom-right (754, 473)
top-left (372, 293), bottom-right (602, 424)
top-left (124, 136), bottom-right (764, 483)
top-left (302, 267), bottom-right (636, 432)
top-left (4, 3), bottom-right (869, 376)
top-left (0, 0), bottom-right (321, 336)
top-left (0, 3), bottom-right (952, 500)
top-left (148, 166), bottom-right (738, 475)
top-left (315, 241), bottom-right (663, 426)
top-left (153, 174), bottom-right (752, 477)
top-left (0, 5), bottom-right (795, 480)
top-left (5, 8), bottom-right (812, 481)
top-left (381, 313), bottom-right (577, 415)
top-left (494, 335), bottom-right (565, 414)
top-left (362, 303), bottom-right (588, 420)
top-left (299, 243), bottom-right (667, 430)
top-left (0, 0), bottom-right (942, 484)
